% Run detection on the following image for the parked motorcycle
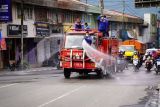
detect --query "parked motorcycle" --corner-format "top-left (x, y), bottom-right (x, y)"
top-left (133, 58), bottom-right (139, 72)
top-left (155, 58), bottom-right (160, 74)
top-left (145, 58), bottom-right (153, 71)
top-left (9, 63), bottom-right (16, 71)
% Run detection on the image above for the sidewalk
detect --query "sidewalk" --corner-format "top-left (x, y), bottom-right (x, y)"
top-left (0, 67), bottom-right (62, 76)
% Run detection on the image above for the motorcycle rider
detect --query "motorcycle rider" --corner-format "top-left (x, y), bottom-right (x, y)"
top-left (132, 51), bottom-right (140, 70)
top-left (132, 51), bottom-right (139, 60)
top-left (116, 51), bottom-right (125, 72)
top-left (155, 51), bottom-right (160, 69)
top-left (144, 52), bottom-right (152, 61)
top-left (144, 52), bottom-right (153, 68)
top-left (118, 51), bottom-right (124, 59)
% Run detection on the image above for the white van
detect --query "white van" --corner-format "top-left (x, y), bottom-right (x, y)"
top-left (144, 48), bottom-right (158, 55)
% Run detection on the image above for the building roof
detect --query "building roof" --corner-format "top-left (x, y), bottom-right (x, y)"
top-left (58, 0), bottom-right (100, 13)
top-left (13, 0), bottom-right (100, 14)
top-left (104, 10), bottom-right (143, 24)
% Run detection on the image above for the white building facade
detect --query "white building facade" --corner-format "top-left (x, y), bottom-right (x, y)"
top-left (0, 0), bottom-right (100, 69)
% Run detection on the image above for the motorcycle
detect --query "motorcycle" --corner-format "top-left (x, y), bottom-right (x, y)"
top-left (9, 61), bottom-right (21, 71)
top-left (9, 63), bottom-right (16, 71)
top-left (155, 58), bottom-right (160, 74)
top-left (116, 58), bottom-right (125, 72)
top-left (145, 58), bottom-right (153, 71)
top-left (133, 58), bottom-right (139, 72)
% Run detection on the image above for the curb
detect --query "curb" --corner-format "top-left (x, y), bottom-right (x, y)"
top-left (25, 67), bottom-right (57, 72)
top-left (158, 84), bottom-right (160, 107)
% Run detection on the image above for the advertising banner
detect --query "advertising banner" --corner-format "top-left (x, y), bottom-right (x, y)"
top-left (0, 38), bottom-right (6, 50)
top-left (0, 0), bottom-right (12, 22)
top-left (35, 22), bottom-right (49, 36)
top-left (7, 24), bottom-right (28, 36)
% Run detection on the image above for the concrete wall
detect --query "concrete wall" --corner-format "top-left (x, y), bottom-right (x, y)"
top-left (139, 13), bottom-right (157, 47)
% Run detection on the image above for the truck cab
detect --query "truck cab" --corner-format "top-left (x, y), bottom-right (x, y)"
top-left (119, 45), bottom-right (135, 60)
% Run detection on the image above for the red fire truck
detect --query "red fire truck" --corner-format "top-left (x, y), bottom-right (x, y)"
top-left (60, 29), bottom-right (119, 79)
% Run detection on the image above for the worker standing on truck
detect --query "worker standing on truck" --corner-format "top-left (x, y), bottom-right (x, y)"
top-left (84, 22), bottom-right (90, 30)
top-left (84, 31), bottom-right (92, 45)
top-left (97, 15), bottom-right (109, 37)
top-left (74, 18), bottom-right (84, 30)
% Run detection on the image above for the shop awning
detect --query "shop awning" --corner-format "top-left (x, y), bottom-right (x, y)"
top-left (127, 31), bottom-right (134, 39)
top-left (119, 29), bottom-right (135, 41)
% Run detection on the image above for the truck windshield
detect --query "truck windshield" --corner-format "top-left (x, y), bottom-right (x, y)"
top-left (119, 46), bottom-right (134, 51)
top-left (65, 35), bottom-right (85, 49)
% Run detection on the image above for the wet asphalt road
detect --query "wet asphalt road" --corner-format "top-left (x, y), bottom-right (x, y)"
top-left (0, 65), bottom-right (160, 107)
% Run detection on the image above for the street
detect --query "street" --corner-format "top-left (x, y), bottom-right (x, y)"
top-left (0, 65), bottom-right (160, 107)
top-left (0, 0), bottom-right (159, 107)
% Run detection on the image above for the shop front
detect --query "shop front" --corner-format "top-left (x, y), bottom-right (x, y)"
top-left (1, 24), bottom-right (37, 69)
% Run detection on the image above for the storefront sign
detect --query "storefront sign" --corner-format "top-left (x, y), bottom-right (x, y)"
top-left (0, 0), bottom-right (12, 22)
top-left (35, 22), bottom-right (49, 36)
top-left (7, 24), bottom-right (28, 36)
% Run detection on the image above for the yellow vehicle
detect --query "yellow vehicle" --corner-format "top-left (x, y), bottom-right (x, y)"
top-left (121, 39), bottom-right (146, 55)
top-left (119, 45), bottom-right (135, 60)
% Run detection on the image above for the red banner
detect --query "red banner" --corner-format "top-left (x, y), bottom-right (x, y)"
top-left (0, 38), bottom-right (7, 50)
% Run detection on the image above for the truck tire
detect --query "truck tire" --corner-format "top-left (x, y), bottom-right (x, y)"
top-left (96, 70), bottom-right (103, 78)
top-left (64, 68), bottom-right (71, 79)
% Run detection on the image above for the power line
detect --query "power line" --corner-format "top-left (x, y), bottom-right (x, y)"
top-left (125, 4), bottom-right (143, 18)
top-left (125, 7), bottom-right (143, 18)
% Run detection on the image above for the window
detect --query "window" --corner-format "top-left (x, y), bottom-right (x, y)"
top-left (119, 45), bottom-right (134, 52)
top-left (65, 35), bottom-right (85, 49)
top-left (17, 4), bottom-right (33, 20)
top-left (35, 7), bottom-right (47, 22)
top-left (62, 12), bottom-right (91, 24)
top-left (127, 23), bottom-right (132, 30)
top-left (47, 10), bottom-right (58, 24)
top-left (82, 14), bottom-right (91, 23)
top-left (111, 22), bottom-right (117, 30)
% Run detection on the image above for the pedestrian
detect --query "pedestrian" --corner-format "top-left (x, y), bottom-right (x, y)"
top-left (97, 15), bottom-right (109, 37)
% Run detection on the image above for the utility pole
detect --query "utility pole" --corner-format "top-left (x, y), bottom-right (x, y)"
top-left (21, 0), bottom-right (24, 70)
top-left (99, 0), bottom-right (104, 15)
top-left (122, 0), bottom-right (125, 30)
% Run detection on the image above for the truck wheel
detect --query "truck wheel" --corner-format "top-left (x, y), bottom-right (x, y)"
top-left (64, 69), bottom-right (71, 79)
top-left (79, 72), bottom-right (83, 75)
top-left (147, 67), bottom-right (151, 72)
top-left (96, 70), bottom-right (103, 78)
